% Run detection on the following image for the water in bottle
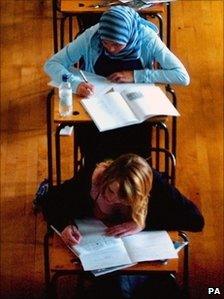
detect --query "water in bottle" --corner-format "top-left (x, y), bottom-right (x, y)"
top-left (59, 74), bottom-right (73, 116)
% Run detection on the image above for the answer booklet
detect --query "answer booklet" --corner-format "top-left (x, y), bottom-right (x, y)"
top-left (52, 219), bottom-right (178, 273)
top-left (81, 85), bottom-right (179, 132)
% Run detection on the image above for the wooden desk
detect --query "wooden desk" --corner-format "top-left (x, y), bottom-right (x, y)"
top-left (60, 0), bottom-right (165, 15)
top-left (53, 93), bottom-right (167, 124)
top-left (51, 231), bottom-right (179, 273)
top-left (52, 0), bottom-right (171, 53)
top-left (54, 95), bottom-right (91, 123)
top-left (44, 230), bottom-right (189, 298)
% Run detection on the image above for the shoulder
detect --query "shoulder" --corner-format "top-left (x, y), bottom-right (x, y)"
top-left (140, 25), bottom-right (165, 53)
top-left (140, 25), bottom-right (159, 42)
top-left (74, 24), bottom-right (99, 44)
top-left (82, 24), bottom-right (99, 40)
top-left (150, 169), bottom-right (176, 201)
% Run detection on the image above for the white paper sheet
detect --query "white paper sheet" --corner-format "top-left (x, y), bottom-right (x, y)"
top-left (75, 219), bottom-right (132, 270)
top-left (122, 231), bottom-right (178, 262)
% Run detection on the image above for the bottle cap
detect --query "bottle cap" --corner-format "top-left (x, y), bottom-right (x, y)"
top-left (62, 74), bottom-right (69, 82)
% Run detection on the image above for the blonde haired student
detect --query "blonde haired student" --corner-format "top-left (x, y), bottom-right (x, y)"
top-left (43, 153), bottom-right (204, 299)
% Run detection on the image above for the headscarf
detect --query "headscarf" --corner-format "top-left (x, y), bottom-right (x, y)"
top-left (97, 6), bottom-right (158, 60)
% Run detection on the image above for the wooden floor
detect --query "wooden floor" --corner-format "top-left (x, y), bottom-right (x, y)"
top-left (0, 1), bottom-right (223, 298)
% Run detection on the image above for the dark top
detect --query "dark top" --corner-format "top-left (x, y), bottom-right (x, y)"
top-left (77, 52), bottom-right (146, 174)
top-left (43, 169), bottom-right (204, 233)
top-left (94, 51), bottom-right (143, 77)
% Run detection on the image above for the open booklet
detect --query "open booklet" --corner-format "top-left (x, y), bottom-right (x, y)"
top-left (51, 218), bottom-right (178, 276)
top-left (81, 85), bottom-right (179, 132)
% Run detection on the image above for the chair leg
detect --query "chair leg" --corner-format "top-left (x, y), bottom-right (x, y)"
top-left (151, 13), bottom-right (163, 40)
top-left (73, 126), bottom-right (79, 178)
top-left (46, 89), bottom-right (54, 186)
top-left (154, 122), bottom-right (169, 151)
top-left (44, 230), bottom-right (53, 298)
top-left (55, 124), bottom-right (68, 186)
top-left (166, 85), bottom-right (177, 157)
top-left (60, 16), bottom-right (66, 49)
top-left (178, 232), bottom-right (189, 299)
top-left (69, 15), bottom-right (73, 42)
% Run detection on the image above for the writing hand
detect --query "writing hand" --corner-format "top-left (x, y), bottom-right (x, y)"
top-left (105, 221), bottom-right (144, 237)
top-left (77, 82), bottom-right (94, 97)
top-left (61, 225), bottom-right (82, 246)
top-left (107, 71), bottom-right (134, 83)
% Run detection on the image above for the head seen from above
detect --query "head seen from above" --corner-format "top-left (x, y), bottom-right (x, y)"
top-left (99, 153), bottom-right (153, 227)
top-left (98, 6), bottom-right (142, 59)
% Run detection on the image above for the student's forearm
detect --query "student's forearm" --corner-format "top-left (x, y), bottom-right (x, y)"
top-left (134, 68), bottom-right (190, 85)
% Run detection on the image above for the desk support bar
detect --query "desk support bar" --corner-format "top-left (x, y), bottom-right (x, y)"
top-left (150, 13), bottom-right (163, 41)
top-left (47, 89), bottom-right (55, 186)
top-left (166, 85), bottom-right (177, 157)
top-left (166, 2), bottom-right (171, 49)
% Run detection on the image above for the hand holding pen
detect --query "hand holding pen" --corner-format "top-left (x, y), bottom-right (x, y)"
top-left (76, 70), bottom-right (94, 97)
top-left (61, 225), bottom-right (82, 246)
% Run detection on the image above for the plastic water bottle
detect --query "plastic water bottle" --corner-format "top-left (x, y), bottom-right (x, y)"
top-left (59, 74), bottom-right (73, 116)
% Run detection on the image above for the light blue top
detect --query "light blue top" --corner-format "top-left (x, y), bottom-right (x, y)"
top-left (44, 24), bottom-right (190, 92)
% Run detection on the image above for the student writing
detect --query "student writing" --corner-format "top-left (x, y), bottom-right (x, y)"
top-left (44, 5), bottom-right (190, 175)
top-left (43, 153), bottom-right (204, 299)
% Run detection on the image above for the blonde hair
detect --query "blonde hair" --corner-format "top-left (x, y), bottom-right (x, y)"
top-left (99, 153), bottom-right (153, 228)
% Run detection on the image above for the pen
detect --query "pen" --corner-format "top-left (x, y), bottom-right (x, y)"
top-left (79, 70), bottom-right (94, 96)
top-left (79, 70), bottom-right (88, 83)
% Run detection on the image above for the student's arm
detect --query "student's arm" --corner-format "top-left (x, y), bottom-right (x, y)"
top-left (43, 172), bottom-right (93, 232)
top-left (134, 32), bottom-right (190, 86)
top-left (44, 31), bottom-right (89, 93)
top-left (146, 171), bottom-right (204, 232)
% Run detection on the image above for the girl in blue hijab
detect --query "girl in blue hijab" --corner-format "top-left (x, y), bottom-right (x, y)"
top-left (44, 5), bottom-right (189, 174)
top-left (45, 5), bottom-right (189, 96)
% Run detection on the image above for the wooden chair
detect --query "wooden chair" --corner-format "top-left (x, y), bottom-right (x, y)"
top-left (43, 147), bottom-right (189, 299)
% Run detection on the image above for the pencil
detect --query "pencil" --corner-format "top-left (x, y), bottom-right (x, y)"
top-left (79, 70), bottom-right (88, 83)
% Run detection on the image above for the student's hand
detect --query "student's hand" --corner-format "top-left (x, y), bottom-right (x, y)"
top-left (107, 71), bottom-right (134, 83)
top-left (105, 221), bottom-right (144, 237)
top-left (61, 225), bottom-right (82, 246)
top-left (76, 82), bottom-right (94, 97)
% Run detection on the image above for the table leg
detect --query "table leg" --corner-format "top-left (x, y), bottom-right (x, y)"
top-left (69, 15), bottom-right (73, 42)
top-left (150, 13), bottom-right (163, 41)
top-left (52, 0), bottom-right (58, 53)
top-left (47, 89), bottom-right (54, 186)
top-left (166, 2), bottom-right (171, 49)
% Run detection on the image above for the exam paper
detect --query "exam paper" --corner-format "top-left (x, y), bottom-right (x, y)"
top-left (75, 219), bottom-right (132, 271)
top-left (122, 231), bottom-right (178, 262)
top-left (75, 218), bottom-right (123, 254)
top-left (80, 243), bottom-right (132, 271)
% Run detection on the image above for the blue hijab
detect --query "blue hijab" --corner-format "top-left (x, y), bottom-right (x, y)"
top-left (97, 6), bottom-right (158, 61)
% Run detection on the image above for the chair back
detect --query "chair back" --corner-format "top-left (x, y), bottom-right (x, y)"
top-left (146, 147), bottom-right (176, 186)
